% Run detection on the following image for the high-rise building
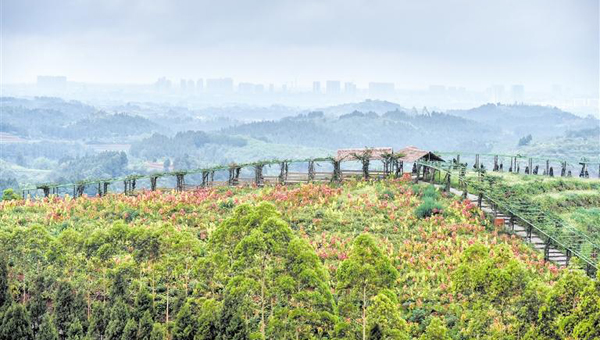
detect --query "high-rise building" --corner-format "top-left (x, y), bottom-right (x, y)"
top-left (155, 77), bottom-right (172, 93)
top-left (511, 85), bottom-right (525, 103)
top-left (187, 79), bottom-right (196, 93)
top-left (196, 79), bottom-right (204, 93)
top-left (369, 82), bottom-right (395, 98)
top-left (326, 81), bottom-right (341, 95)
top-left (490, 84), bottom-right (505, 103)
top-left (313, 81), bottom-right (321, 94)
top-left (344, 82), bottom-right (357, 96)
top-left (206, 78), bottom-right (234, 94)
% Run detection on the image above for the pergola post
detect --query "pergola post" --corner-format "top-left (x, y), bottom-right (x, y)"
top-left (331, 159), bottom-right (342, 183)
top-left (254, 164), bottom-right (264, 186)
top-left (279, 161), bottom-right (288, 184)
top-left (201, 171), bottom-right (209, 187)
top-left (307, 161), bottom-right (315, 182)
top-left (150, 176), bottom-right (158, 191)
top-left (175, 173), bottom-right (185, 191)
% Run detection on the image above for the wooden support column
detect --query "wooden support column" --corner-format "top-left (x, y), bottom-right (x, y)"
top-left (477, 192), bottom-right (483, 208)
top-left (76, 184), bottom-right (85, 198)
top-left (493, 155), bottom-right (499, 171)
top-left (150, 176), bottom-right (158, 191)
top-left (97, 183), bottom-right (102, 197)
top-left (254, 164), bottom-right (264, 186)
top-left (103, 182), bottom-right (109, 196)
top-left (545, 160), bottom-right (550, 176)
top-left (201, 171), bottom-right (209, 187)
top-left (361, 157), bottom-right (370, 180)
top-left (565, 249), bottom-right (572, 267)
top-left (307, 161), bottom-right (315, 182)
top-left (175, 173), bottom-right (185, 191)
top-left (279, 161), bottom-right (288, 184)
top-left (39, 186), bottom-right (50, 198)
top-left (331, 159), bottom-right (342, 183)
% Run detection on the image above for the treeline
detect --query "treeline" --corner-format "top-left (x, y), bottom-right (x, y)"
top-left (222, 110), bottom-right (493, 153)
top-left (50, 151), bottom-right (129, 183)
top-left (129, 131), bottom-right (247, 160)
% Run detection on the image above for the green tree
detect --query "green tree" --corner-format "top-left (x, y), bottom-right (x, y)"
top-left (54, 281), bottom-right (81, 339)
top-left (28, 275), bottom-right (49, 337)
top-left (0, 303), bottom-right (33, 340)
top-left (121, 319), bottom-right (137, 340)
top-left (366, 291), bottom-right (408, 340)
top-left (419, 317), bottom-right (450, 340)
top-left (87, 301), bottom-right (108, 340)
top-left (538, 269), bottom-right (591, 339)
top-left (149, 323), bottom-right (166, 340)
top-left (37, 314), bottom-right (59, 340)
top-left (215, 293), bottom-right (248, 340)
top-left (337, 234), bottom-right (399, 340)
top-left (66, 319), bottom-right (83, 340)
top-left (0, 257), bottom-right (8, 310)
top-left (173, 300), bottom-right (199, 340)
top-left (2, 188), bottom-right (20, 201)
top-left (137, 310), bottom-right (154, 340)
top-left (267, 238), bottom-right (337, 339)
top-left (104, 299), bottom-right (129, 340)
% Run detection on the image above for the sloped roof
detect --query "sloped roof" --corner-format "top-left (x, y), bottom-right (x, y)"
top-left (397, 146), bottom-right (444, 162)
top-left (336, 147), bottom-right (393, 161)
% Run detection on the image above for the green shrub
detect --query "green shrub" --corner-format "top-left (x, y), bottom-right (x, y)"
top-left (422, 185), bottom-right (440, 200)
top-left (1, 189), bottom-right (20, 201)
top-left (415, 197), bottom-right (444, 219)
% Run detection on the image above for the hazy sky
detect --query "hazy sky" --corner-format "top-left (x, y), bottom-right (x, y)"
top-left (2, 0), bottom-right (599, 94)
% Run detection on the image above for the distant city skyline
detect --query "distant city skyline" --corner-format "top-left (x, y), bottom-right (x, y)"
top-left (2, 0), bottom-right (598, 96)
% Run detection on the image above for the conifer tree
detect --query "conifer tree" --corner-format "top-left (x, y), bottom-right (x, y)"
top-left (173, 300), bottom-right (199, 340)
top-left (87, 301), bottom-right (108, 340)
top-left (104, 299), bottom-right (129, 340)
top-left (37, 313), bottom-right (59, 340)
top-left (54, 281), bottom-right (80, 339)
top-left (149, 323), bottom-right (166, 340)
top-left (0, 257), bottom-right (8, 310)
top-left (121, 318), bottom-right (138, 340)
top-left (66, 319), bottom-right (84, 340)
top-left (137, 310), bottom-right (154, 340)
top-left (0, 302), bottom-right (34, 340)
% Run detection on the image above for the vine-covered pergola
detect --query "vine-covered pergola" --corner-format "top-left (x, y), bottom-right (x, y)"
top-left (21, 148), bottom-right (599, 200)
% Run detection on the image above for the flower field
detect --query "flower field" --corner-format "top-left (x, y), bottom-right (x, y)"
top-left (0, 176), bottom-right (598, 339)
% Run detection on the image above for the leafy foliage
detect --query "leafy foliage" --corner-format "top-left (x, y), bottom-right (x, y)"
top-left (0, 178), bottom-right (596, 339)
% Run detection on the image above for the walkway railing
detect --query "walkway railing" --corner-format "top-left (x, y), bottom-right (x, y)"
top-left (415, 160), bottom-right (598, 277)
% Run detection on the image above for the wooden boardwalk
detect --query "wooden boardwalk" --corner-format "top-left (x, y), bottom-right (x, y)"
top-left (446, 187), bottom-right (569, 267)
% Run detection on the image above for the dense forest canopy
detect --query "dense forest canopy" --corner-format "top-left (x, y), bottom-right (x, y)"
top-left (0, 179), bottom-right (598, 339)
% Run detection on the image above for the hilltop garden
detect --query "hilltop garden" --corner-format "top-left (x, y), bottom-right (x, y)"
top-left (0, 177), bottom-right (598, 340)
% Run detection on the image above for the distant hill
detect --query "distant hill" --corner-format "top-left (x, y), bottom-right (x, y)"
top-left (314, 99), bottom-right (409, 116)
top-left (446, 104), bottom-right (598, 139)
top-left (223, 109), bottom-right (494, 153)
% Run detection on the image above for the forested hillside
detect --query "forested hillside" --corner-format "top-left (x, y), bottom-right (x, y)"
top-left (1, 178), bottom-right (598, 339)
top-left (223, 110), bottom-right (494, 152)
